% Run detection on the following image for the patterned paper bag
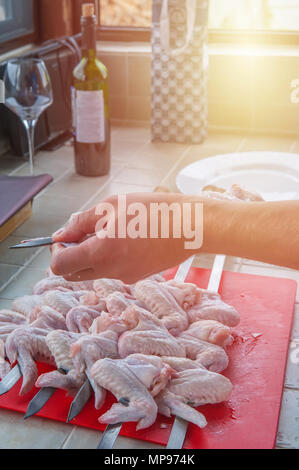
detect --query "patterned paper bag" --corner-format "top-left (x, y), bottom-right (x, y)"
top-left (151, 0), bottom-right (209, 143)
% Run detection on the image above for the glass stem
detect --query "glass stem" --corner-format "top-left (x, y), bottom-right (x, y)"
top-left (23, 119), bottom-right (37, 176)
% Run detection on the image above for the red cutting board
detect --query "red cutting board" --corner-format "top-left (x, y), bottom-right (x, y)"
top-left (0, 268), bottom-right (297, 449)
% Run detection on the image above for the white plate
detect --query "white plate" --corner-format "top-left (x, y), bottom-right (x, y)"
top-left (176, 151), bottom-right (299, 201)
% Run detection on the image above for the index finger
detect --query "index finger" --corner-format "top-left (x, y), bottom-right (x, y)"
top-left (52, 208), bottom-right (99, 243)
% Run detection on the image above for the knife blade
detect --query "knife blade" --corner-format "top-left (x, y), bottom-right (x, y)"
top-left (67, 378), bottom-right (93, 423)
top-left (96, 397), bottom-right (129, 449)
top-left (166, 254), bottom-right (226, 449)
top-left (10, 237), bottom-right (54, 249)
top-left (96, 256), bottom-right (195, 450)
top-left (24, 368), bottom-right (68, 419)
top-left (0, 364), bottom-right (22, 396)
top-left (24, 387), bottom-right (57, 419)
top-left (97, 422), bottom-right (123, 450)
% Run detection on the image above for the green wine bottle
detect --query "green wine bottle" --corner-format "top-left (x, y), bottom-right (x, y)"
top-left (72, 3), bottom-right (110, 177)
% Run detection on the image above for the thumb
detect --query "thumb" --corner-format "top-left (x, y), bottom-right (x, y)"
top-left (52, 208), bottom-right (99, 243)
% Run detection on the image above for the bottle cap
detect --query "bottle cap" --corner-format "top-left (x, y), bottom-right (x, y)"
top-left (82, 3), bottom-right (95, 17)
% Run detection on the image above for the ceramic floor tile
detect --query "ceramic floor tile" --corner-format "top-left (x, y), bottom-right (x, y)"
top-left (0, 266), bottom-right (47, 299)
top-left (239, 135), bottom-right (295, 152)
top-left (61, 427), bottom-right (102, 449)
top-left (0, 298), bottom-right (13, 309)
top-left (13, 212), bottom-right (67, 239)
top-left (0, 409), bottom-right (71, 449)
top-left (32, 193), bottom-right (82, 218)
top-left (111, 139), bottom-right (148, 162)
top-left (276, 389), bottom-right (299, 449)
top-left (292, 304), bottom-right (299, 339)
top-left (0, 264), bottom-right (20, 289)
top-left (0, 235), bottom-right (38, 266)
top-left (44, 170), bottom-right (119, 204)
top-left (200, 132), bottom-right (245, 151)
top-left (114, 166), bottom-right (165, 188)
top-left (113, 436), bottom-right (164, 450)
top-left (112, 126), bottom-right (151, 142)
top-left (0, 155), bottom-right (25, 175)
top-left (128, 141), bottom-right (188, 172)
top-left (61, 426), bottom-right (164, 449)
top-left (284, 339), bottom-right (299, 390)
top-left (28, 247), bottom-right (52, 270)
top-left (82, 181), bottom-right (154, 210)
top-left (12, 153), bottom-right (74, 180)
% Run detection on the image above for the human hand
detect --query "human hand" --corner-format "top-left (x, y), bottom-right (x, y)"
top-left (50, 192), bottom-right (202, 284)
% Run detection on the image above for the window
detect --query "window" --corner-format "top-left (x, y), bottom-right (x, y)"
top-left (99, 0), bottom-right (299, 43)
top-left (0, 0), bottom-right (37, 52)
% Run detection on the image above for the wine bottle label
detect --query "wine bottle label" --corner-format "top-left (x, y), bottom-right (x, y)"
top-left (76, 90), bottom-right (105, 143)
top-left (71, 87), bottom-right (76, 130)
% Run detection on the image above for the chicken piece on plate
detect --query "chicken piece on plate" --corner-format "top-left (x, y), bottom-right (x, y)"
top-left (229, 184), bottom-right (264, 202)
top-left (66, 306), bottom-right (102, 333)
top-left (5, 327), bottom-right (54, 395)
top-left (178, 336), bottom-right (229, 373)
top-left (180, 319), bottom-right (233, 348)
top-left (187, 290), bottom-right (240, 327)
top-left (200, 184), bottom-right (264, 203)
top-left (90, 354), bottom-right (173, 430)
top-left (36, 330), bottom-right (85, 396)
top-left (42, 290), bottom-right (79, 316)
top-left (0, 339), bottom-right (11, 379)
top-left (0, 310), bottom-right (27, 325)
top-left (157, 356), bottom-right (232, 428)
top-left (0, 323), bottom-right (24, 342)
top-left (93, 279), bottom-right (129, 298)
top-left (12, 295), bottom-right (44, 318)
top-left (119, 305), bottom-right (186, 358)
top-left (133, 280), bottom-right (189, 335)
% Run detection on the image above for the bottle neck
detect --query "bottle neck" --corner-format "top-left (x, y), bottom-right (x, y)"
top-left (81, 16), bottom-right (97, 59)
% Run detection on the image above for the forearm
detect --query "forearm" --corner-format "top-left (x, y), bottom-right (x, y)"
top-left (201, 199), bottom-right (299, 270)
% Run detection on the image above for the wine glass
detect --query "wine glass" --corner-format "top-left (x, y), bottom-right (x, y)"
top-left (3, 58), bottom-right (53, 175)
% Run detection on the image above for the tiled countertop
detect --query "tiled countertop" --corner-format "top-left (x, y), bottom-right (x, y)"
top-left (0, 126), bottom-right (298, 449)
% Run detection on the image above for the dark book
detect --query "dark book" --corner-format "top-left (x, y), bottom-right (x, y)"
top-left (0, 174), bottom-right (53, 242)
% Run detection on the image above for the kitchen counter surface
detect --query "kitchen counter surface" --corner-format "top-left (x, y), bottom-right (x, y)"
top-left (0, 126), bottom-right (298, 449)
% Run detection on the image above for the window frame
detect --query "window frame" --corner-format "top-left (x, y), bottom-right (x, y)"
top-left (0, 0), bottom-right (39, 54)
top-left (96, 0), bottom-right (299, 46)
top-left (97, 26), bottom-right (299, 46)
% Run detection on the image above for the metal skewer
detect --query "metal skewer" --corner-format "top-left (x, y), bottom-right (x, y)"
top-left (24, 368), bottom-right (68, 419)
top-left (166, 254), bottom-right (226, 449)
top-left (67, 376), bottom-right (93, 423)
top-left (24, 387), bottom-right (57, 419)
top-left (0, 364), bottom-right (22, 396)
top-left (96, 256), bottom-right (195, 450)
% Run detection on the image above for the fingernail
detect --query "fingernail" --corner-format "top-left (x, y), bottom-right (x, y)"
top-left (53, 228), bottom-right (65, 239)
